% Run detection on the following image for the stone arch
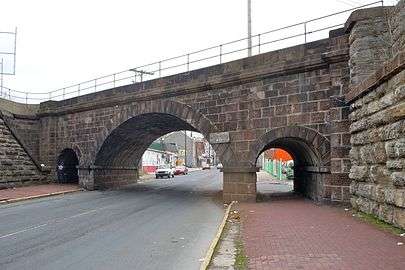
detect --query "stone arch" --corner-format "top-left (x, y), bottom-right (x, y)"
top-left (57, 148), bottom-right (79, 184)
top-left (249, 125), bottom-right (330, 168)
top-left (93, 100), bottom-right (217, 162)
top-left (89, 100), bottom-right (222, 189)
top-left (249, 125), bottom-right (331, 201)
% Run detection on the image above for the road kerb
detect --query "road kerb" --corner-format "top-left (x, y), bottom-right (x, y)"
top-left (0, 189), bottom-right (83, 205)
top-left (200, 200), bottom-right (235, 270)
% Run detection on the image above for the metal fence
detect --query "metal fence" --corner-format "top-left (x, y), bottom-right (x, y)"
top-left (0, 1), bottom-right (384, 104)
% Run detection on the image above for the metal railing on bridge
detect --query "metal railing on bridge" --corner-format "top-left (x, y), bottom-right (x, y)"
top-left (0, 1), bottom-right (384, 104)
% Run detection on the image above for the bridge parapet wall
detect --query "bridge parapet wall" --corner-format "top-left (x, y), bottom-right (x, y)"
top-left (37, 34), bottom-right (347, 116)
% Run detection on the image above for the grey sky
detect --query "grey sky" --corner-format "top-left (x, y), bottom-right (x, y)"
top-left (0, 0), bottom-right (394, 96)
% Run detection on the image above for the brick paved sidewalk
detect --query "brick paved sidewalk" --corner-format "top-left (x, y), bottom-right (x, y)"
top-left (0, 184), bottom-right (81, 202)
top-left (238, 198), bottom-right (405, 270)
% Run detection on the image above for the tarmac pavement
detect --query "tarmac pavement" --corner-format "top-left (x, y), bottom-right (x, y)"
top-left (0, 169), bottom-right (223, 270)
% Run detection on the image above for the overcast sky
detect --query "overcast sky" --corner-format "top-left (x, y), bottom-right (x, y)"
top-left (0, 0), bottom-right (396, 99)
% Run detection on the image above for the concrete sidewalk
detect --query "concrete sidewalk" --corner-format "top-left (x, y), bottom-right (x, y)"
top-left (256, 170), bottom-right (293, 196)
top-left (0, 184), bottom-right (81, 203)
top-left (238, 199), bottom-right (405, 270)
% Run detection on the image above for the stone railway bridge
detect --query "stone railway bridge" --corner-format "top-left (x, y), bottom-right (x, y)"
top-left (1, 4), bottom-right (404, 228)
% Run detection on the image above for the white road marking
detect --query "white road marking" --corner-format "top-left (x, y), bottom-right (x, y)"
top-left (0, 208), bottom-right (101, 239)
top-left (68, 209), bottom-right (98, 218)
top-left (0, 223), bottom-right (48, 239)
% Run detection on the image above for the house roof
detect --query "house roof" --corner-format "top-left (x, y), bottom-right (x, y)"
top-left (149, 142), bottom-right (164, 152)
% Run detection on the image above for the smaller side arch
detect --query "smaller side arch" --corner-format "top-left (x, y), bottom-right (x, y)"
top-left (56, 148), bottom-right (79, 184)
top-left (249, 126), bottom-right (331, 201)
top-left (249, 126), bottom-right (331, 169)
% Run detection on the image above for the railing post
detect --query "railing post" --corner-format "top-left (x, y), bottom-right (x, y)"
top-left (49, 92), bottom-right (51, 100)
top-left (304, 23), bottom-right (307, 43)
top-left (219, 45), bottom-right (223, 64)
top-left (0, 58), bottom-right (3, 98)
top-left (94, 79), bottom-right (97, 92)
top-left (26, 92), bottom-right (28, 104)
top-left (159, 61), bottom-right (162, 78)
top-left (8, 89), bottom-right (10, 100)
top-left (258, 34), bottom-right (261, 54)
top-left (113, 74), bottom-right (116, 87)
top-left (78, 84), bottom-right (81, 96)
top-left (63, 88), bottom-right (65, 99)
top-left (187, 54), bottom-right (190, 72)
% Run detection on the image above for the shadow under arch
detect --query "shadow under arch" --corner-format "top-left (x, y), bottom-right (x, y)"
top-left (57, 148), bottom-right (79, 184)
top-left (250, 126), bottom-right (331, 201)
top-left (94, 112), bottom-right (201, 168)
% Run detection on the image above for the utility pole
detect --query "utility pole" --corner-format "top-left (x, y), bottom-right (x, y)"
top-left (247, 0), bottom-right (252, 57)
top-left (208, 142), bottom-right (211, 165)
top-left (184, 131), bottom-right (187, 167)
top-left (129, 68), bottom-right (154, 83)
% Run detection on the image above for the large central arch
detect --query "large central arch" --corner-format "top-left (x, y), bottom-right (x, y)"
top-left (249, 126), bottom-right (331, 201)
top-left (89, 100), bottom-right (223, 189)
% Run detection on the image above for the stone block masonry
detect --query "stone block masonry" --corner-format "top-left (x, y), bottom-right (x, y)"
top-left (0, 117), bottom-right (45, 188)
top-left (348, 65), bottom-right (405, 229)
top-left (2, 114), bottom-right (40, 162)
top-left (346, 1), bottom-right (405, 229)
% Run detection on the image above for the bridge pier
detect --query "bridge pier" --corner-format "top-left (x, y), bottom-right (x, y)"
top-left (78, 166), bottom-right (139, 190)
top-left (78, 167), bottom-right (95, 190)
top-left (222, 167), bottom-right (258, 203)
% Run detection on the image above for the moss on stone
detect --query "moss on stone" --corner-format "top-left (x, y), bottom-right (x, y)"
top-left (354, 210), bottom-right (405, 235)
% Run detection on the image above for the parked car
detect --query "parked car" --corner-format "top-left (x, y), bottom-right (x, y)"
top-left (174, 165), bottom-right (188, 175)
top-left (216, 163), bottom-right (223, 169)
top-left (155, 165), bottom-right (175, 178)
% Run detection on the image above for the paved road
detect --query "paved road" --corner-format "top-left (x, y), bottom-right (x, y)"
top-left (0, 169), bottom-right (223, 270)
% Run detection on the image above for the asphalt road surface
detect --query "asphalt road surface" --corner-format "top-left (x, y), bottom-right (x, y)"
top-left (0, 169), bottom-right (224, 270)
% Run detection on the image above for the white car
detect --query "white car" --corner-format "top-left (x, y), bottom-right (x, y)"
top-left (155, 165), bottom-right (175, 179)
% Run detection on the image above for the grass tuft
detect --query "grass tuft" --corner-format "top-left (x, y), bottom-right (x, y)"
top-left (354, 211), bottom-right (405, 235)
top-left (234, 238), bottom-right (248, 270)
